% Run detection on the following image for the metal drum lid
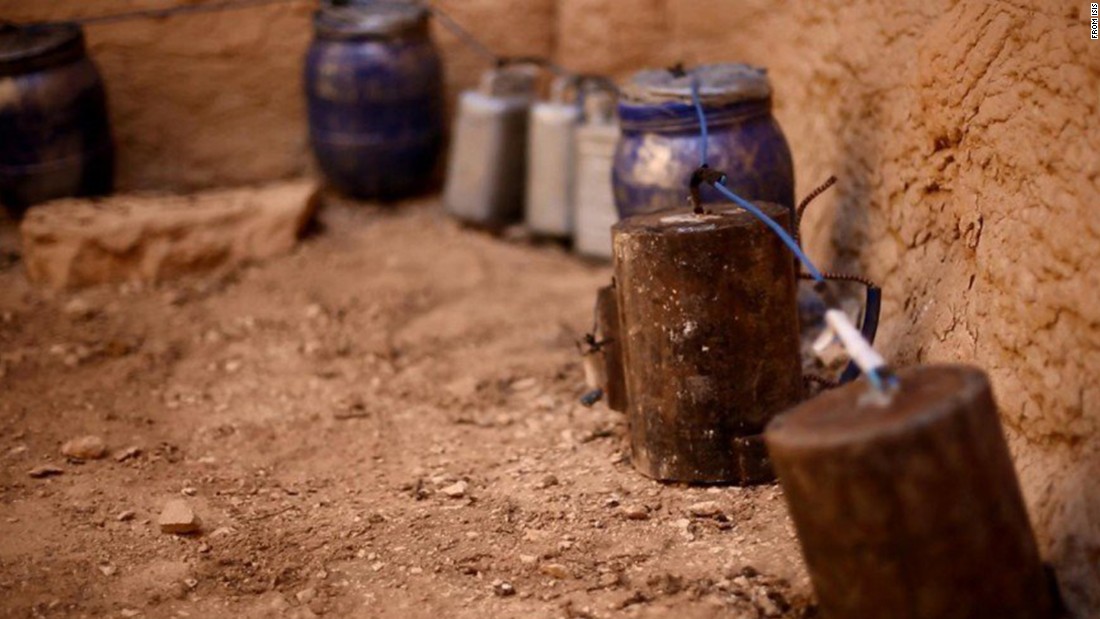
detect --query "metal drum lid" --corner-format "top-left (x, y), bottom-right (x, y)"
top-left (620, 64), bottom-right (771, 106)
top-left (0, 22), bottom-right (85, 77)
top-left (313, 2), bottom-right (429, 40)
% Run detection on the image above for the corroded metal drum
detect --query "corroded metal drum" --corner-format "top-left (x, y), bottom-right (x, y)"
top-left (612, 64), bottom-right (793, 219)
top-left (0, 23), bottom-right (114, 211)
top-left (612, 202), bottom-right (803, 483)
top-left (766, 365), bottom-right (1052, 619)
top-left (305, 3), bottom-right (444, 200)
top-left (444, 66), bottom-right (537, 227)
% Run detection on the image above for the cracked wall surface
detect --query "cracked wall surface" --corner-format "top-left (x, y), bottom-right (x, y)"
top-left (4, 0), bottom-right (1098, 613)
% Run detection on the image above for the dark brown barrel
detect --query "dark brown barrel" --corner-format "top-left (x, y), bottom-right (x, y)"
top-left (0, 23), bottom-right (114, 211)
top-left (612, 202), bottom-right (803, 483)
top-left (765, 364), bottom-right (1052, 619)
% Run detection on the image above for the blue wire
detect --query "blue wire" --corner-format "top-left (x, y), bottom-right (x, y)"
top-left (688, 71), bottom-right (823, 282)
top-left (687, 71), bottom-right (891, 392)
top-left (711, 183), bottom-right (825, 282)
top-left (866, 368), bottom-right (883, 392)
top-left (690, 77), bottom-right (708, 166)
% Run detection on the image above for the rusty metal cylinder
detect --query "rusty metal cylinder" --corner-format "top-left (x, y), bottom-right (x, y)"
top-left (612, 202), bottom-right (803, 483)
top-left (765, 364), bottom-right (1051, 619)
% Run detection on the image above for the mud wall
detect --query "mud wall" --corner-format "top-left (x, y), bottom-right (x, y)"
top-left (5, 0), bottom-right (1098, 613)
top-left (0, 0), bottom-right (554, 192)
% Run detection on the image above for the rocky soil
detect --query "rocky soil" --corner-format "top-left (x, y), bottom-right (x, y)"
top-left (0, 194), bottom-right (812, 619)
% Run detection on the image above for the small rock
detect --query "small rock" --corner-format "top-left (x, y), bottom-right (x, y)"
top-left (445, 376), bottom-right (479, 399)
top-left (511, 377), bottom-right (538, 392)
top-left (28, 464), bottom-right (63, 478)
top-left (622, 505), bottom-right (650, 521)
top-left (687, 500), bottom-right (723, 518)
top-left (119, 609), bottom-right (140, 618)
top-left (539, 563), bottom-right (570, 579)
top-left (117, 510), bottom-right (136, 522)
top-left (61, 435), bottom-right (107, 460)
top-left (597, 572), bottom-right (621, 588)
top-left (519, 554), bottom-right (538, 565)
top-left (63, 297), bottom-right (97, 318)
top-left (536, 474), bottom-right (559, 489)
top-left (184, 577), bottom-right (198, 590)
top-left (97, 564), bottom-right (116, 576)
top-left (181, 487), bottom-right (197, 496)
top-left (440, 480), bottom-right (468, 498)
top-left (492, 580), bottom-right (516, 597)
top-left (295, 588), bottom-right (317, 604)
top-left (158, 499), bottom-right (200, 534)
top-left (113, 446), bottom-right (141, 462)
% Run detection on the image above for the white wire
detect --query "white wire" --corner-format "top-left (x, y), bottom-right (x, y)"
top-left (813, 309), bottom-right (891, 392)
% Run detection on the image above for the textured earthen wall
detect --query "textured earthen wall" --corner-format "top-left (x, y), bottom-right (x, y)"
top-left (556, 0), bottom-right (1099, 612)
top-left (0, 0), bottom-right (554, 192)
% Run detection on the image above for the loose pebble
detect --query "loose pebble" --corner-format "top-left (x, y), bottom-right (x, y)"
top-left (28, 465), bottom-right (63, 478)
top-left (113, 446), bottom-right (141, 462)
top-left (687, 501), bottom-right (723, 518)
top-left (158, 499), bottom-right (200, 534)
top-left (539, 563), bottom-right (570, 579)
top-left (440, 481), bottom-right (468, 498)
top-left (492, 580), bottom-right (516, 597)
top-left (61, 435), bottom-right (107, 460)
top-left (536, 474), bottom-right (559, 489)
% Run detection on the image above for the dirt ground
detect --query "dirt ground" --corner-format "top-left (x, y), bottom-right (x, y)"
top-left (0, 194), bottom-right (812, 619)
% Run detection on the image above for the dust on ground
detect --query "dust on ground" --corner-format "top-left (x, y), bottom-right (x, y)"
top-left (0, 193), bottom-right (812, 619)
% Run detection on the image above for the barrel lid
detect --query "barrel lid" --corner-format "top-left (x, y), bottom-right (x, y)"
top-left (613, 202), bottom-right (788, 235)
top-left (620, 64), bottom-right (771, 106)
top-left (313, 3), bottom-right (429, 39)
top-left (0, 22), bottom-right (85, 76)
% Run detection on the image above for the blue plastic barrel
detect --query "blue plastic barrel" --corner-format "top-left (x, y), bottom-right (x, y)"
top-left (613, 64), bottom-right (794, 219)
top-left (0, 23), bottom-right (114, 212)
top-left (305, 4), bottom-right (444, 200)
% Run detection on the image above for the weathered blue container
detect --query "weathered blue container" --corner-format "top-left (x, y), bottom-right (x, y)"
top-left (0, 23), bottom-right (114, 211)
top-left (613, 64), bottom-right (793, 219)
top-left (305, 4), bottom-right (444, 200)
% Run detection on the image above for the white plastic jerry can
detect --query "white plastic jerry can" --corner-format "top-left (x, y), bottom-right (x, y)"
top-left (525, 76), bottom-right (581, 238)
top-left (444, 66), bottom-right (537, 228)
top-left (573, 89), bottom-right (620, 259)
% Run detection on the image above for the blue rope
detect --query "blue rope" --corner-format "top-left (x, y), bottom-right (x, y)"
top-left (690, 77), bottom-right (708, 166)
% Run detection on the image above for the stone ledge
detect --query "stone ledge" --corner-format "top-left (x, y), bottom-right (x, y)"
top-left (20, 180), bottom-right (318, 289)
